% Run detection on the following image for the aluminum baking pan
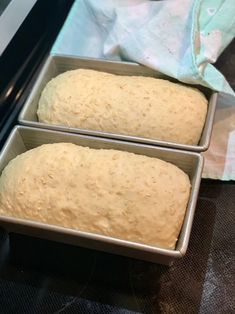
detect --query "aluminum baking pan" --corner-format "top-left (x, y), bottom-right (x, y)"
top-left (0, 125), bottom-right (203, 265)
top-left (18, 54), bottom-right (217, 152)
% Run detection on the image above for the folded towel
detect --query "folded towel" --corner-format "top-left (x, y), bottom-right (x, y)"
top-left (52, 0), bottom-right (235, 95)
top-left (52, 0), bottom-right (235, 180)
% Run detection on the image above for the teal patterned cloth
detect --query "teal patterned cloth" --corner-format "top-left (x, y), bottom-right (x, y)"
top-left (51, 0), bottom-right (235, 180)
top-left (52, 0), bottom-right (235, 95)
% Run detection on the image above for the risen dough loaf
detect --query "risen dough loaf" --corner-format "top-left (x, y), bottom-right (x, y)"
top-left (37, 69), bottom-right (208, 145)
top-left (0, 143), bottom-right (191, 249)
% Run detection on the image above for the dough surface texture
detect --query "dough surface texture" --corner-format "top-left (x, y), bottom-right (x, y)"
top-left (0, 143), bottom-right (191, 249)
top-left (37, 69), bottom-right (208, 145)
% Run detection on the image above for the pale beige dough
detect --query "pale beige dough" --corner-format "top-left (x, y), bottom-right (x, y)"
top-left (37, 69), bottom-right (208, 145)
top-left (0, 143), bottom-right (191, 249)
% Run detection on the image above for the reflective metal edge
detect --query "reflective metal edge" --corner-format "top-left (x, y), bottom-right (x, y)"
top-left (0, 0), bottom-right (37, 56)
top-left (18, 54), bottom-right (217, 152)
top-left (0, 125), bottom-right (203, 265)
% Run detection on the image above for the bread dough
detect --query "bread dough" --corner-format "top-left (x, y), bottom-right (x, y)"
top-left (37, 69), bottom-right (208, 145)
top-left (0, 143), bottom-right (191, 249)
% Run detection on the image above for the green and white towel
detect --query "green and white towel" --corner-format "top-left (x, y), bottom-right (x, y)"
top-left (52, 0), bottom-right (235, 180)
top-left (52, 0), bottom-right (235, 95)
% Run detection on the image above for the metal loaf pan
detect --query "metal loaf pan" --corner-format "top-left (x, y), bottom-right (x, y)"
top-left (0, 126), bottom-right (203, 265)
top-left (19, 54), bottom-right (217, 152)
